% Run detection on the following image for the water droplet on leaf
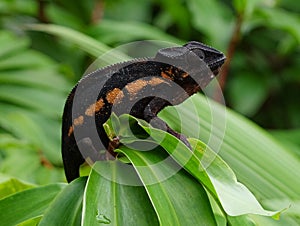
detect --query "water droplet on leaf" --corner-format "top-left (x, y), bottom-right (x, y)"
top-left (96, 211), bottom-right (111, 224)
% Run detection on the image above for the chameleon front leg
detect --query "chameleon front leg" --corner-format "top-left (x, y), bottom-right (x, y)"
top-left (143, 98), bottom-right (192, 149)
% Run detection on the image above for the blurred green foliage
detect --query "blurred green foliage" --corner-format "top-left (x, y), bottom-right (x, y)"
top-left (0, 0), bottom-right (299, 225)
top-left (1, 0), bottom-right (299, 127)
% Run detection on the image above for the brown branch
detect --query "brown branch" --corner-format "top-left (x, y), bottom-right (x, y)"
top-left (37, 0), bottom-right (49, 23)
top-left (215, 13), bottom-right (243, 102)
top-left (38, 150), bottom-right (54, 169)
top-left (91, 0), bottom-right (105, 24)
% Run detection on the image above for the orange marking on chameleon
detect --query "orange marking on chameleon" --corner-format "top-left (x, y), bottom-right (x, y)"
top-left (85, 98), bottom-right (104, 116)
top-left (74, 115), bottom-right (84, 126)
top-left (161, 71), bottom-right (172, 80)
top-left (68, 126), bottom-right (74, 137)
top-left (106, 88), bottom-right (124, 104)
top-left (125, 79), bottom-right (148, 98)
top-left (148, 77), bottom-right (168, 86)
top-left (167, 67), bottom-right (173, 74)
top-left (182, 72), bottom-right (189, 78)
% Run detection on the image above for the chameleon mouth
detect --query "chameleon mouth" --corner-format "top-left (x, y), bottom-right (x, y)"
top-left (209, 56), bottom-right (226, 75)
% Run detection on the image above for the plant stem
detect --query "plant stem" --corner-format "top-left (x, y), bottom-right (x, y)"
top-left (215, 13), bottom-right (243, 102)
top-left (37, 0), bottom-right (49, 23)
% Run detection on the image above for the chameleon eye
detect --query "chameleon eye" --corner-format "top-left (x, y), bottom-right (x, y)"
top-left (183, 49), bottom-right (205, 66)
top-left (191, 49), bottom-right (205, 60)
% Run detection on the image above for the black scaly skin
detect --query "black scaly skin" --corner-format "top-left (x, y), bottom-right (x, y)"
top-left (62, 41), bottom-right (226, 182)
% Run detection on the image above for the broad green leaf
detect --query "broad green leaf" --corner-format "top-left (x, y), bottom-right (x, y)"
top-left (89, 19), bottom-right (183, 45)
top-left (39, 177), bottom-right (87, 226)
top-left (0, 50), bottom-right (55, 70)
top-left (0, 183), bottom-right (65, 225)
top-left (227, 215), bottom-right (256, 226)
top-left (262, 199), bottom-right (300, 217)
top-left (0, 147), bottom-right (64, 185)
top-left (208, 194), bottom-right (257, 225)
top-left (0, 68), bottom-right (70, 92)
top-left (17, 217), bottom-right (42, 226)
top-left (0, 31), bottom-right (69, 181)
top-left (233, 0), bottom-right (261, 18)
top-left (0, 148), bottom-right (41, 181)
top-left (227, 72), bottom-right (269, 116)
top-left (0, 108), bottom-right (62, 165)
top-left (254, 7), bottom-right (300, 43)
top-left (0, 133), bottom-right (29, 150)
top-left (158, 93), bottom-right (300, 223)
top-left (154, 0), bottom-right (191, 36)
top-left (26, 24), bottom-right (130, 62)
top-left (46, 3), bottom-right (86, 30)
top-left (104, 0), bottom-right (152, 22)
top-left (250, 214), bottom-right (300, 226)
top-left (187, 0), bottom-right (233, 48)
top-left (159, 93), bottom-right (300, 200)
top-left (0, 1), bottom-right (36, 15)
top-left (270, 129), bottom-right (300, 158)
top-left (116, 146), bottom-right (217, 226)
top-left (0, 86), bottom-right (65, 118)
top-left (189, 138), bottom-right (279, 217)
top-left (117, 114), bottom-right (279, 217)
top-left (0, 175), bottom-right (34, 199)
top-left (0, 31), bottom-right (30, 59)
top-left (82, 161), bottom-right (159, 226)
top-left (233, 0), bottom-right (248, 14)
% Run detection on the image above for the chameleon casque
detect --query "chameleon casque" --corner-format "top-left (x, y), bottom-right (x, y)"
top-left (62, 41), bottom-right (226, 182)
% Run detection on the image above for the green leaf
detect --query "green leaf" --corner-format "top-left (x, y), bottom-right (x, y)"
top-left (0, 50), bottom-right (55, 70)
top-left (158, 93), bottom-right (300, 223)
top-left (39, 177), bottom-right (87, 226)
top-left (0, 31), bottom-right (70, 183)
top-left (187, 0), bottom-right (233, 48)
top-left (189, 139), bottom-right (279, 217)
top-left (227, 72), bottom-right (269, 116)
top-left (0, 148), bottom-right (41, 181)
top-left (0, 86), bottom-right (65, 118)
top-left (262, 198), bottom-right (300, 217)
top-left (227, 215), bottom-right (256, 226)
top-left (46, 4), bottom-right (86, 30)
top-left (117, 114), bottom-right (279, 217)
top-left (0, 108), bottom-right (61, 163)
top-left (17, 216), bottom-right (42, 226)
top-left (251, 214), bottom-right (300, 226)
top-left (0, 175), bottom-right (34, 199)
top-left (0, 68), bottom-right (70, 92)
top-left (270, 129), bottom-right (300, 158)
top-left (26, 24), bottom-right (130, 62)
top-left (0, 31), bottom-right (30, 59)
top-left (233, 0), bottom-right (261, 18)
top-left (254, 7), bottom-right (300, 43)
top-left (82, 161), bottom-right (159, 226)
top-left (89, 19), bottom-right (183, 45)
top-left (116, 146), bottom-right (217, 226)
top-left (159, 93), bottom-right (300, 200)
top-left (0, 183), bottom-right (65, 225)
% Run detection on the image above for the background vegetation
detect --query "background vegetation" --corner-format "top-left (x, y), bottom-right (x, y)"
top-left (0, 0), bottom-right (299, 225)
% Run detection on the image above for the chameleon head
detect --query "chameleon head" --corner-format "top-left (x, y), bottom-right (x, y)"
top-left (155, 41), bottom-right (226, 76)
top-left (184, 41), bottom-right (226, 75)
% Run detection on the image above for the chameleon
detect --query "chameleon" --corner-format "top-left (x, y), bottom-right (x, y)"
top-left (62, 41), bottom-right (226, 182)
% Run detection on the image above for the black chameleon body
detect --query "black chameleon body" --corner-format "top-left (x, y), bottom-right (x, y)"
top-left (62, 41), bottom-right (226, 182)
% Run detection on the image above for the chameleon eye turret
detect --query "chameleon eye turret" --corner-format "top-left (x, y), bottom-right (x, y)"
top-left (184, 41), bottom-right (226, 75)
top-left (155, 46), bottom-right (189, 60)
